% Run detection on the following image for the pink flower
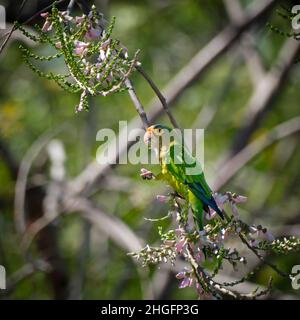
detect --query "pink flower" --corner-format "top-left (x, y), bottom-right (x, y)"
top-left (188, 242), bottom-right (195, 251)
top-left (55, 42), bottom-right (62, 49)
top-left (213, 193), bottom-right (228, 210)
top-left (235, 195), bottom-right (247, 204)
top-left (156, 195), bottom-right (169, 203)
top-left (40, 12), bottom-right (49, 18)
top-left (60, 11), bottom-right (73, 22)
top-left (230, 202), bottom-right (240, 218)
top-left (175, 271), bottom-right (186, 279)
top-left (73, 40), bottom-right (89, 56)
top-left (98, 40), bottom-right (111, 61)
top-left (99, 49), bottom-right (107, 61)
top-left (195, 250), bottom-right (205, 264)
top-left (75, 14), bottom-right (86, 25)
top-left (100, 40), bottom-right (111, 50)
top-left (179, 277), bottom-right (193, 289)
top-left (85, 27), bottom-right (102, 40)
top-left (175, 237), bottom-right (187, 253)
top-left (42, 19), bottom-right (53, 32)
top-left (206, 209), bottom-right (216, 220)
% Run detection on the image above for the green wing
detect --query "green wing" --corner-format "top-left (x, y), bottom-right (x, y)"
top-left (164, 143), bottom-right (223, 223)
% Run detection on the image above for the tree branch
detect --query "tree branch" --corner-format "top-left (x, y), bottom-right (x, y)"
top-left (0, 0), bottom-right (68, 55)
top-left (136, 65), bottom-right (180, 128)
top-left (124, 78), bottom-right (150, 129)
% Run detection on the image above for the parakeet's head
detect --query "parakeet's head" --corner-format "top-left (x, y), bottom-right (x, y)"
top-left (143, 124), bottom-right (173, 156)
top-left (143, 124), bottom-right (171, 145)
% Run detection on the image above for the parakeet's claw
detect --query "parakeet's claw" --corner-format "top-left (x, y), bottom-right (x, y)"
top-left (140, 168), bottom-right (156, 180)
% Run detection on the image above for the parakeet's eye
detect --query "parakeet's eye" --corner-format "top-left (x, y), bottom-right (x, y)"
top-left (157, 128), bottom-right (163, 134)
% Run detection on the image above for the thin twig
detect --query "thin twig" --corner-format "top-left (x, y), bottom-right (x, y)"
top-left (238, 232), bottom-right (289, 278)
top-left (23, 0), bottom-right (68, 25)
top-left (221, 211), bottom-right (289, 279)
top-left (0, 0), bottom-right (67, 55)
top-left (0, 0), bottom-right (29, 54)
top-left (185, 240), bottom-right (270, 299)
top-left (125, 78), bottom-right (150, 129)
top-left (136, 65), bottom-right (180, 128)
top-left (102, 50), bottom-right (140, 96)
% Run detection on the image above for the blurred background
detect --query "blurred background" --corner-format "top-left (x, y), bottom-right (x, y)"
top-left (0, 0), bottom-right (299, 299)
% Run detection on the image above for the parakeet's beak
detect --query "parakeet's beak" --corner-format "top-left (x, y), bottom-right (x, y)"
top-left (144, 126), bottom-right (154, 146)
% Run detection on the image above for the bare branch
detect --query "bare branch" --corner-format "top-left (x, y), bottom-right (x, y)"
top-left (0, 0), bottom-right (28, 54)
top-left (136, 65), bottom-right (180, 128)
top-left (125, 78), bottom-right (150, 129)
top-left (186, 240), bottom-right (271, 299)
top-left (238, 232), bottom-right (289, 278)
top-left (0, 0), bottom-right (68, 55)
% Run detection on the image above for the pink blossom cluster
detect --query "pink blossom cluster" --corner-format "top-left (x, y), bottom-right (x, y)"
top-left (39, 5), bottom-right (136, 108)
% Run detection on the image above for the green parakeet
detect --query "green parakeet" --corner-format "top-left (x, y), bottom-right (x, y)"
top-left (143, 124), bottom-right (224, 230)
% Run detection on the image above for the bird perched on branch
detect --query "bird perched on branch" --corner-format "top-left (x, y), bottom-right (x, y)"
top-left (143, 124), bottom-right (224, 230)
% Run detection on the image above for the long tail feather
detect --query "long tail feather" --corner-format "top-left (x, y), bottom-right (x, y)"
top-left (187, 182), bottom-right (224, 219)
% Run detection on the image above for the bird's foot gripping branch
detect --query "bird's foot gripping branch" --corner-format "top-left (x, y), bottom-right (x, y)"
top-left (129, 185), bottom-right (300, 299)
